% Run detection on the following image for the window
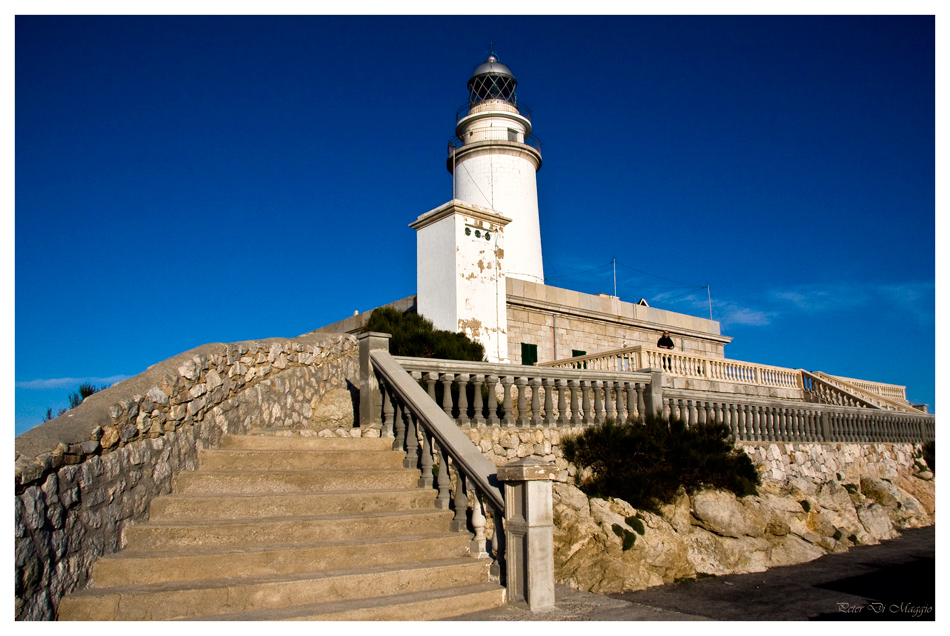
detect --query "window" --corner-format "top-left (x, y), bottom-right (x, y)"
top-left (571, 349), bottom-right (587, 370)
top-left (507, 128), bottom-right (518, 142)
top-left (521, 343), bottom-right (538, 366)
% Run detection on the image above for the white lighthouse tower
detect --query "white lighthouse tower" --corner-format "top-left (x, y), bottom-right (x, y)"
top-left (450, 54), bottom-right (544, 284)
top-left (412, 53), bottom-right (544, 362)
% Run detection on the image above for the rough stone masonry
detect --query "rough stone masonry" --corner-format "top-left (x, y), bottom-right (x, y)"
top-left (15, 332), bottom-right (359, 621)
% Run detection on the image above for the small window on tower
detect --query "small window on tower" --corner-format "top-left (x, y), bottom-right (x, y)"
top-left (508, 128), bottom-right (518, 142)
top-left (521, 343), bottom-right (538, 366)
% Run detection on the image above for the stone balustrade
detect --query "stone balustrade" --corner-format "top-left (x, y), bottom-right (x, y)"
top-left (809, 371), bottom-right (918, 413)
top-left (539, 345), bottom-right (802, 390)
top-left (391, 356), bottom-right (657, 428)
top-left (661, 390), bottom-right (935, 445)
top-left (825, 373), bottom-right (907, 402)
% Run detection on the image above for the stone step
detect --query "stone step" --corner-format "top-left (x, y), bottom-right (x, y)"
top-left (149, 488), bottom-right (438, 521)
top-left (121, 509), bottom-right (455, 552)
top-left (188, 583), bottom-right (506, 621)
top-left (58, 558), bottom-right (493, 621)
top-left (197, 448), bottom-right (406, 470)
top-left (221, 434), bottom-right (393, 451)
top-left (92, 532), bottom-right (472, 587)
top-left (173, 467), bottom-right (421, 494)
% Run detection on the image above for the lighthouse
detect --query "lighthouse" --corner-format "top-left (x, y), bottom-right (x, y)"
top-left (412, 53), bottom-right (543, 362)
top-left (450, 54), bottom-right (544, 284)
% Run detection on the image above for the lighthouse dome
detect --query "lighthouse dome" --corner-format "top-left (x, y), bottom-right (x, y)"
top-left (467, 54), bottom-right (518, 106)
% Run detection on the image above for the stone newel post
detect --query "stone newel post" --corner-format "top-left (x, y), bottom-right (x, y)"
top-left (639, 368), bottom-right (664, 417)
top-left (358, 332), bottom-right (391, 435)
top-left (496, 456), bottom-right (558, 612)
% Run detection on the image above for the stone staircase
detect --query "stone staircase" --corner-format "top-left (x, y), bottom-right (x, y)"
top-left (57, 433), bottom-right (506, 620)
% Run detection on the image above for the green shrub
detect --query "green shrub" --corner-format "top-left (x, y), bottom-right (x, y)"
top-left (611, 524), bottom-right (637, 550)
top-left (364, 306), bottom-right (484, 361)
top-left (922, 440), bottom-right (935, 473)
top-left (625, 515), bottom-right (645, 535)
top-left (562, 414), bottom-right (760, 513)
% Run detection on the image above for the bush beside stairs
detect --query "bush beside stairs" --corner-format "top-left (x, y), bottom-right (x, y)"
top-left (56, 431), bottom-right (506, 620)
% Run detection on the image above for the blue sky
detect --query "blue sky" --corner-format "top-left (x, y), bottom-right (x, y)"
top-left (14, 15), bottom-right (936, 435)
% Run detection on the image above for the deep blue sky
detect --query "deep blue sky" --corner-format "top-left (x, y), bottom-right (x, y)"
top-left (15, 15), bottom-right (935, 434)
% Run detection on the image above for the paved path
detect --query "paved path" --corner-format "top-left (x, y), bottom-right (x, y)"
top-left (449, 526), bottom-right (934, 621)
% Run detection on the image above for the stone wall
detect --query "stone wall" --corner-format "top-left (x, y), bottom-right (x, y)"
top-left (459, 424), bottom-right (934, 592)
top-left (15, 333), bottom-right (359, 621)
top-left (505, 278), bottom-right (730, 365)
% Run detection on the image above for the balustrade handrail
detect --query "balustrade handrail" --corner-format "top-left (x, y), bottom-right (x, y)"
top-left (393, 356), bottom-right (653, 384)
top-left (661, 387), bottom-right (934, 444)
top-left (370, 349), bottom-right (505, 512)
top-left (538, 345), bottom-right (802, 388)
top-left (810, 371), bottom-right (919, 414)
top-left (823, 373), bottom-right (907, 401)
top-left (801, 370), bottom-right (887, 410)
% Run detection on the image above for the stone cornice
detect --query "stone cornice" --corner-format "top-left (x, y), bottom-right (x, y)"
top-left (506, 294), bottom-right (734, 345)
top-left (409, 199), bottom-right (512, 232)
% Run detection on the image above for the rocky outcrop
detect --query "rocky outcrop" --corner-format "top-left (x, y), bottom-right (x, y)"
top-left (552, 467), bottom-right (934, 594)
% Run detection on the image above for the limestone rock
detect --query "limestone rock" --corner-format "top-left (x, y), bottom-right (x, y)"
top-left (767, 534), bottom-right (825, 567)
top-left (895, 472), bottom-right (935, 517)
top-left (860, 477), bottom-right (930, 528)
top-left (690, 490), bottom-right (766, 538)
top-left (658, 487), bottom-right (691, 534)
top-left (856, 503), bottom-right (898, 542)
top-left (312, 388), bottom-right (355, 429)
top-left (685, 528), bottom-right (770, 575)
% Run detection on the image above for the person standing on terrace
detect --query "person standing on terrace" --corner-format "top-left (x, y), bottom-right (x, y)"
top-left (657, 331), bottom-right (675, 350)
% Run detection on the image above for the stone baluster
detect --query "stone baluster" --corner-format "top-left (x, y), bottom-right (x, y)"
top-left (765, 406), bottom-right (774, 440)
top-left (727, 403), bottom-right (738, 439)
top-left (393, 397), bottom-right (407, 453)
top-left (486, 375), bottom-right (500, 426)
top-left (470, 492), bottom-right (489, 558)
top-left (569, 380), bottom-right (582, 425)
top-left (471, 374), bottom-right (486, 427)
top-left (593, 381), bottom-right (605, 425)
top-left (441, 373), bottom-right (455, 419)
top-left (635, 383), bottom-right (645, 423)
top-left (456, 374), bottom-right (471, 426)
top-left (689, 399), bottom-right (698, 427)
top-left (425, 372), bottom-right (438, 401)
top-left (434, 443), bottom-right (451, 509)
top-left (790, 409), bottom-right (800, 441)
top-left (381, 378), bottom-right (395, 440)
top-left (542, 378), bottom-right (556, 426)
top-left (580, 380), bottom-right (593, 425)
top-left (530, 378), bottom-right (543, 426)
top-left (662, 397), bottom-right (672, 421)
top-left (418, 429), bottom-right (434, 488)
top-left (501, 377), bottom-right (515, 426)
top-left (556, 379), bottom-right (570, 426)
top-left (747, 405), bottom-right (758, 441)
top-left (450, 468), bottom-right (468, 532)
top-left (515, 377), bottom-right (529, 427)
top-left (404, 409), bottom-right (419, 469)
top-left (773, 408), bottom-right (783, 441)
top-left (603, 380), bottom-right (615, 422)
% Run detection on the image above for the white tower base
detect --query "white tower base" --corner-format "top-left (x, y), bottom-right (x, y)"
top-left (411, 200), bottom-right (510, 363)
